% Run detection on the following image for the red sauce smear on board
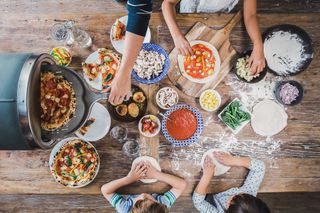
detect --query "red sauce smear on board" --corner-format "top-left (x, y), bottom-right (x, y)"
top-left (166, 109), bottom-right (197, 140)
top-left (183, 44), bottom-right (215, 79)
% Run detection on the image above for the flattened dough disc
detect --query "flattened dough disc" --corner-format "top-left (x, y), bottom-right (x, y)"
top-left (132, 156), bottom-right (161, 184)
top-left (201, 149), bottom-right (231, 176)
top-left (251, 99), bottom-right (288, 136)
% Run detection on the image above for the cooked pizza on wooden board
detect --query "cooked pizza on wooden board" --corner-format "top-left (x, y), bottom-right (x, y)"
top-left (50, 139), bottom-right (99, 187)
top-left (40, 72), bottom-right (76, 131)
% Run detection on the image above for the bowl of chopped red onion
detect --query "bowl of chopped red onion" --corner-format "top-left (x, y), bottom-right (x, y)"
top-left (275, 80), bottom-right (304, 106)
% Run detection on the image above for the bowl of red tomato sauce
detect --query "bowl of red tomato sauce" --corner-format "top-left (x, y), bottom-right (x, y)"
top-left (161, 104), bottom-right (203, 147)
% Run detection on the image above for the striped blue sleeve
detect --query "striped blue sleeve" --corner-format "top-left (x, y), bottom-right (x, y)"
top-left (126, 0), bottom-right (152, 36)
top-left (155, 190), bottom-right (177, 208)
top-left (109, 193), bottom-right (134, 213)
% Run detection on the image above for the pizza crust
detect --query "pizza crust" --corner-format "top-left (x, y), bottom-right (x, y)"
top-left (177, 40), bottom-right (221, 84)
top-left (251, 99), bottom-right (288, 136)
top-left (132, 156), bottom-right (161, 183)
top-left (201, 149), bottom-right (231, 176)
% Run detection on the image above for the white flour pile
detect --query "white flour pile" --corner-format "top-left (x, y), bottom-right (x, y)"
top-left (264, 31), bottom-right (309, 75)
top-left (225, 73), bottom-right (283, 109)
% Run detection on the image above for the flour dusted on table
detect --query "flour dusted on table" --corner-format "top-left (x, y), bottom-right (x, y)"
top-left (264, 31), bottom-right (309, 75)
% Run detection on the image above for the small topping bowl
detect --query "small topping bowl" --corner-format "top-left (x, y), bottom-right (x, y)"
top-left (199, 89), bottom-right (221, 112)
top-left (156, 87), bottom-right (179, 110)
top-left (138, 115), bottom-right (161, 137)
top-left (50, 46), bottom-right (72, 66)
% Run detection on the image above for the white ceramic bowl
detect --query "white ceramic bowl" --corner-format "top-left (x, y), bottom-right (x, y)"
top-left (156, 87), bottom-right (179, 110)
top-left (199, 89), bottom-right (221, 112)
top-left (138, 115), bottom-right (161, 137)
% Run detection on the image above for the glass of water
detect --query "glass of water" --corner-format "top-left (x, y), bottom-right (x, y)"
top-left (110, 126), bottom-right (128, 143)
top-left (50, 23), bottom-right (68, 42)
top-left (122, 139), bottom-right (140, 158)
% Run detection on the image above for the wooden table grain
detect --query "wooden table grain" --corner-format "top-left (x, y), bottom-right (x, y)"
top-left (0, 1), bottom-right (320, 212)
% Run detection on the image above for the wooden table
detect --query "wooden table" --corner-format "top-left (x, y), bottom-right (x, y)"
top-left (1, 1), bottom-right (320, 212)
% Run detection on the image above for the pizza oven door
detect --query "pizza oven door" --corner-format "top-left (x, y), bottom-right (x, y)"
top-left (0, 53), bottom-right (58, 150)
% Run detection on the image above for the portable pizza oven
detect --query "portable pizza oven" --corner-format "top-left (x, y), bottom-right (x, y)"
top-left (0, 53), bottom-right (57, 150)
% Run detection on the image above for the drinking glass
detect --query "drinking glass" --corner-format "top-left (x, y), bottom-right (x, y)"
top-left (110, 126), bottom-right (128, 143)
top-left (122, 139), bottom-right (140, 158)
top-left (50, 23), bottom-right (68, 42)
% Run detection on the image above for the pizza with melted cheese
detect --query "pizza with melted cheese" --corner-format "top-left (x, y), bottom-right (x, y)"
top-left (51, 139), bottom-right (99, 187)
top-left (40, 72), bottom-right (76, 131)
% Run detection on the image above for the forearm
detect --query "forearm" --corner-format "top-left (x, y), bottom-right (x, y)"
top-left (243, 0), bottom-right (263, 47)
top-left (233, 156), bottom-right (251, 169)
top-left (118, 32), bottom-right (144, 76)
top-left (101, 176), bottom-right (134, 197)
top-left (156, 171), bottom-right (186, 191)
top-left (194, 176), bottom-right (211, 195)
top-left (162, 0), bottom-right (183, 37)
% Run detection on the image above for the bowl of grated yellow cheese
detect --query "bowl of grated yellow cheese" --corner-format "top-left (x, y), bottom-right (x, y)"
top-left (199, 89), bottom-right (221, 112)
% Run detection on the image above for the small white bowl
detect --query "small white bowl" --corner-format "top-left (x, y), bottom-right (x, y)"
top-left (138, 115), bottom-right (161, 137)
top-left (156, 87), bottom-right (179, 110)
top-left (199, 89), bottom-right (221, 112)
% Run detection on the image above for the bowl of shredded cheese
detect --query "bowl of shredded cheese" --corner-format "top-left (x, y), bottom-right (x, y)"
top-left (199, 89), bottom-right (221, 112)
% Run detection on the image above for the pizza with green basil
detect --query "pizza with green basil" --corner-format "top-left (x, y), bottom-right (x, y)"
top-left (51, 139), bottom-right (99, 187)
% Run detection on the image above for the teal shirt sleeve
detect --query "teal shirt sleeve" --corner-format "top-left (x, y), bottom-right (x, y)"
top-left (109, 193), bottom-right (134, 213)
top-left (154, 190), bottom-right (177, 208)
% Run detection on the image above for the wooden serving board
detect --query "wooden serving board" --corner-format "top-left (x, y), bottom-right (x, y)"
top-left (167, 12), bottom-right (242, 97)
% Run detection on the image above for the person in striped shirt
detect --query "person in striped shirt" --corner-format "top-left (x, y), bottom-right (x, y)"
top-left (101, 161), bottom-right (187, 213)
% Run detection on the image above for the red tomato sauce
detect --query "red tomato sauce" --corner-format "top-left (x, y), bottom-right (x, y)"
top-left (183, 44), bottom-right (215, 79)
top-left (166, 109), bottom-right (197, 140)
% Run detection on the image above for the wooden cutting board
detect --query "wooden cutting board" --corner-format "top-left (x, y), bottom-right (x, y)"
top-left (167, 11), bottom-right (242, 97)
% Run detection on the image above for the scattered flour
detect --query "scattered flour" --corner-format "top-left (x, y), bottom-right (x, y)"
top-left (264, 30), bottom-right (311, 76)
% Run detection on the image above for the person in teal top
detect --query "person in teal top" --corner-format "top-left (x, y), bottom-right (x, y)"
top-left (101, 161), bottom-right (187, 213)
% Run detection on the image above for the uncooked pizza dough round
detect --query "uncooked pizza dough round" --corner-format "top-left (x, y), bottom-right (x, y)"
top-left (201, 149), bottom-right (231, 176)
top-left (132, 156), bottom-right (161, 184)
top-left (251, 99), bottom-right (288, 136)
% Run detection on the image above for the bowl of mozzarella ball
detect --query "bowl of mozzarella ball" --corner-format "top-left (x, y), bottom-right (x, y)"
top-left (156, 87), bottom-right (179, 110)
top-left (199, 89), bottom-right (221, 112)
top-left (235, 50), bottom-right (267, 83)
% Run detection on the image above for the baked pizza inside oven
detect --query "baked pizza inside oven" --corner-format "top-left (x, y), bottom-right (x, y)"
top-left (40, 71), bottom-right (76, 131)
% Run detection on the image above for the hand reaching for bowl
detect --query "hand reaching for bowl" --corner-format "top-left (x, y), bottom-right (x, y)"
top-left (249, 44), bottom-right (266, 75)
top-left (203, 156), bottom-right (216, 179)
top-left (173, 34), bottom-right (193, 56)
top-left (127, 162), bottom-right (147, 182)
top-left (106, 72), bottom-right (132, 105)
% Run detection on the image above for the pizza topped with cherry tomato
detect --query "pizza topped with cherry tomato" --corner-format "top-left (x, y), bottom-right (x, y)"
top-left (183, 44), bottom-right (216, 79)
top-left (51, 139), bottom-right (99, 187)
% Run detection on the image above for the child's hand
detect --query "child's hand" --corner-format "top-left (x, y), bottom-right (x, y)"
top-left (173, 34), bottom-right (193, 56)
top-left (203, 156), bottom-right (215, 179)
top-left (127, 162), bottom-right (147, 182)
top-left (213, 151), bottom-right (237, 166)
top-left (249, 44), bottom-right (266, 75)
top-left (144, 161), bottom-right (160, 179)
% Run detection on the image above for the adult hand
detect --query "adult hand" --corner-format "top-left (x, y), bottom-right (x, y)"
top-left (144, 161), bottom-right (160, 179)
top-left (213, 151), bottom-right (237, 167)
top-left (173, 34), bottom-right (193, 56)
top-left (203, 156), bottom-right (215, 179)
top-left (249, 44), bottom-right (266, 75)
top-left (107, 72), bottom-right (132, 105)
top-left (127, 162), bottom-right (147, 182)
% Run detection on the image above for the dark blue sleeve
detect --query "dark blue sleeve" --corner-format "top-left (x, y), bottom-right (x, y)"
top-left (126, 0), bottom-right (152, 37)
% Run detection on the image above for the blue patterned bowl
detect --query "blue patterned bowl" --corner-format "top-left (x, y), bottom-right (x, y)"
top-left (161, 103), bottom-right (203, 147)
top-left (132, 43), bottom-right (170, 84)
